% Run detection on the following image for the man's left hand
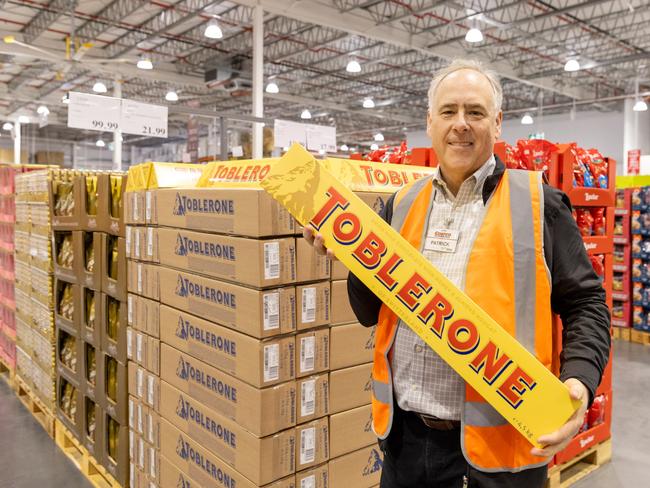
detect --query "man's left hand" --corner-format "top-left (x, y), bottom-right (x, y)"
top-left (530, 378), bottom-right (589, 458)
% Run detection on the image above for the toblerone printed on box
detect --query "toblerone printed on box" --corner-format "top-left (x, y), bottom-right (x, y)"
top-left (260, 144), bottom-right (580, 447)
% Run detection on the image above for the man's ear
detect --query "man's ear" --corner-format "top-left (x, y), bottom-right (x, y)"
top-left (426, 111), bottom-right (434, 140)
top-left (494, 110), bottom-right (503, 140)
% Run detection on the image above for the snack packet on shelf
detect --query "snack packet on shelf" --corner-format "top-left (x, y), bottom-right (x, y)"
top-left (591, 208), bottom-right (606, 236)
top-left (575, 208), bottom-right (594, 236)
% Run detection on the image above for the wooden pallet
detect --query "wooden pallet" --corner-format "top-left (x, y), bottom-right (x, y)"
top-left (14, 374), bottom-right (56, 438)
top-left (546, 438), bottom-right (612, 488)
top-left (0, 355), bottom-right (15, 388)
top-left (55, 419), bottom-right (122, 488)
top-left (630, 329), bottom-right (650, 345)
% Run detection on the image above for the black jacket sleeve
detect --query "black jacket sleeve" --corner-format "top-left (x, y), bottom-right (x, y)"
top-left (347, 193), bottom-right (395, 327)
top-left (544, 186), bottom-right (611, 405)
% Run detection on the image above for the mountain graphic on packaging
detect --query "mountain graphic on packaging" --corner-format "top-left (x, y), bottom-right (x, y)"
top-left (175, 233), bottom-right (188, 256)
top-left (176, 357), bottom-right (189, 379)
top-left (364, 413), bottom-right (373, 433)
top-left (177, 473), bottom-right (192, 488)
top-left (173, 193), bottom-right (186, 216)
top-left (366, 327), bottom-right (376, 350)
top-left (372, 196), bottom-right (385, 215)
top-left (363, 448), bottom-right (383, 476)
top-left (176, 316), bottom-right (188, 340)
top-left (176, 435), bottom-right (189, 459)
top-left (176, 274), bottom-right (188, 297)
top-left (176, 395), bottom-right (189, 419)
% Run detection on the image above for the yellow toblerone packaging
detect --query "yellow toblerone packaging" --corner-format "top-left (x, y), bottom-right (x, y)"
top-left (260, 144), bottom-right (580, 447)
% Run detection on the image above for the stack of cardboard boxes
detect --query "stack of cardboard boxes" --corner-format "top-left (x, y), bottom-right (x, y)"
top-left (0, 165), bottom-right (17, 372)
top-left (14, 169), bottom-right (57, 411)
top-left (47, 169), bottom-right (130, 486)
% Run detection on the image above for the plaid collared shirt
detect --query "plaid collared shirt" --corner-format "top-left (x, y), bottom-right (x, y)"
top-left (391, 156), bottom-right (497, 420)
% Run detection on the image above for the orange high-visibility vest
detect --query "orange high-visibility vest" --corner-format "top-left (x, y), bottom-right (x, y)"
top-left (371, 169), bottom-right (555, 472)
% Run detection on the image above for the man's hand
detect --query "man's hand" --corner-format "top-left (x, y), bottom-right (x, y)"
top-left (303, 224), bottom-right (337, 261)
top-left (531, 378), bottom-right (589, 458)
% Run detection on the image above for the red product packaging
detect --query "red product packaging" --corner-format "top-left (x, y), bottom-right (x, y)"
top-left (589, 254), bottom-right (605, 277)
top-left (576, 208), bottom-right (594, 236)
top-left (516, 139), bottom-right (557, 177)
top-left (501, 142), bottom-right (522, 169)
top-left (587, 394), bottom-right (606, 428)
top-left (591, 208), bottom-right (606, 236)
top-left (585, 149), bottom-right (608, 189)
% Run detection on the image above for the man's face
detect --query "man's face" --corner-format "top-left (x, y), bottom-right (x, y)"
top-left (427, 69), bottom-right (502, 179)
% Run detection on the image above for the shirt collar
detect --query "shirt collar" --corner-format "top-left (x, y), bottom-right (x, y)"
top-left (433, 155), bottom-right (497, 198)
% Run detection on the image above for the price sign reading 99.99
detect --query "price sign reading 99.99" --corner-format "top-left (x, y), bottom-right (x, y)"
top-left (68, 92), bottom-right (121, 132)
top-left (121, 99), bottom-right (168, 139)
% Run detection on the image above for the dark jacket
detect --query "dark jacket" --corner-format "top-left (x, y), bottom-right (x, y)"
top-left (347, 157), bottom-right (611, 405)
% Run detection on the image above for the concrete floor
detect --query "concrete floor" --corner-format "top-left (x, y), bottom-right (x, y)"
top-left (0, 340), bottom-right (647, 487)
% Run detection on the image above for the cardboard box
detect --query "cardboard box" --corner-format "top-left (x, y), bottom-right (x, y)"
top-left (161, 344), bottom-right (296, 436)
top-left (82, 340), bottom-right (99, 401)
top-left (296, 463), bottom-right (329, 488)
top-left (329, 404), bottom-right (374, 458)
top-left (97, 173), bottom-right (127, 236)
top-left (128, 363), bottom-right (160, 412)
top-left (52, 230), bottom-right (78, 283)
top-left (81, 287), bottom-right (100, 346)
top-left (127, 261), bottom-right (160, 301)
top-left (144, 404), bottom-right (160, 449)
top-left (79, 231), bottom-right (102, 290)
top-left (57, 373), bottom-right (82, 438)
top-left (56, 326), bottom-right (81, 386)
top-left (50, 172), bottom-right (81, 230)
top-left (124, 190), bottom-right (146, 225)
top-left (296, 417), bottom-right (329, 471)
top-left (160, 304), bottom-right (295, 387)
top-left (102, 411), bottom-right (129, 487)
top-left (125, 226), bottom-right (144, 262)
top-left (160, 380), bottom-right (296, 484)
top-left (35, 150), bottom-right (64, 164)
top-left (328, 445), bottom-right (383, 488)
top-left (99, 351), bottom-right (128, 423)
top-left (157, 227), bottom-right (297, 288)
top-left (132, 330), bottom-right (160, 376)
top-left (82, 396), bottom-right (103, 460)
top-left (296, 328), bottom-right (329, 378)
top-left (79, 173), bottom-right (100, 232)
top-left (355, 191), bottom-right (389, 216)
top-left (160, 418), bottom-right (295, 488)
top-left (99, 293), bottom-right (128, 364)
top-left (297, 373), bottom-right (329, 424)
top-left (329, 363), bottom-right (372, 414)
top-left (330, 323), bottom-right (374, 371)
top-left (158, 267), bottom-right (296, 339)
top-left (330, 260), bottom-right (348, 281)
top-left (296, 282), bottom-right (330, 330)
top-left (101, 233), bottom-right (127, 301)
top-left (151, 187), bottom-right (296, 237)
top-left (296, 238), bottom-right (330, 283)
top-left (329, 280), bottom-right (355, 325)
top-left (128, 293), bottom-right (160, 339)
top-left (54, 278), bottom-right (80, 336)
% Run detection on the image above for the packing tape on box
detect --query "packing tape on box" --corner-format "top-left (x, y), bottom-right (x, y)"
top-left (260, 143), bottom-right (580, 447)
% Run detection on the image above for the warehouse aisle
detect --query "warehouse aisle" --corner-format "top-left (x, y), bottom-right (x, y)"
top-left (0, 379), bottom-right (90, 488)
top-left (0, 340), bottom-right (648, 488)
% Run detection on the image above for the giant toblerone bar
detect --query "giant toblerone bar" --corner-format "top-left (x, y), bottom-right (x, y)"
top-left (260, 144), bottom-right (580, 447)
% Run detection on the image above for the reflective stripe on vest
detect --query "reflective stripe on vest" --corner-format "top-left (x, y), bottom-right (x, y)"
top-left (370, 169), bottom-right (554, 472)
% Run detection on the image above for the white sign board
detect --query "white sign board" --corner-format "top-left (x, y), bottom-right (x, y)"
top-left (68, 92), bottom-right (121, 132)
top-left (121, 99), bottom-right (168, 138)
top-left (274, 119), bottom-right (308, 148)
top-left (306, 124), bottom-right (336, 152)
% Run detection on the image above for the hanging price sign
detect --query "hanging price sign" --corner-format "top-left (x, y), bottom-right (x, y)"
top-left (68, 92), bottom-right (121, 132)
top-left (121, 99), bottom-right (168, 138)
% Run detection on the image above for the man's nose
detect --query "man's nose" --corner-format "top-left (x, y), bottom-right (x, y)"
top-left (452, 113), bottom-right (469, 131)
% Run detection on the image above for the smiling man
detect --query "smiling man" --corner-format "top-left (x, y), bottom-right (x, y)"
top-left (304, 59), bottom-right (610, 488)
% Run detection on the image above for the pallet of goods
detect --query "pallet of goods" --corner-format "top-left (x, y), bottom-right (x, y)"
top-left (0, 164), bottom-right (16, 379)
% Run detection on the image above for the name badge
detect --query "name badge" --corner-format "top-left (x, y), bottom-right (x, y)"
top-left (425, 228), bottom-right (460, 253)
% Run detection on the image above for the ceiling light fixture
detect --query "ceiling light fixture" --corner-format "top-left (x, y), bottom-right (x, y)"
top-left (137, 55), bottom-right (153, 70)
top-left (346, 59), bottom-right (361, 73)
top-left (370, 143), bottom-right (379, 150)
top-left (265, 82), bottom-right (279, 94)
top-left (37, 105), bottom-right (49, 116)
top-left (165, 90), bottom-right (179, 102)
top-left (2, 122), bottom-right (12, 131)
top-left (564, 59), bottom-right (580, 72)
top-left (465, 27), bottom-right (483, 43)
top-left (300, 109), bottom-right (312, 120)
top-left (18, 115), bottom-right (29, 124)
top-left (521, 113), bottom-right (534, 125)
top-left (204, 19), bottom-right (223, 39)
top-left (633, 99), bottom-right (648, 112)
top-left (340, 144), bottom-right (349, 151)
top-left (93, 81), bottom-right (107, 93)
top-left (362, 98), bottom-right (375, 108)
top-left (374, 132), bottom-right (384, 142)
top-left (96, 139), bottom-right (105, 148)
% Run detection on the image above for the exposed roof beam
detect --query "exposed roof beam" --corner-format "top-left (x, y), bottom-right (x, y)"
top-left (234, 0), bottom-right (593, 100)
top-left (21, 0), bottom-right (78, 44)
top-left (75, 0), bottom-right (148, 43)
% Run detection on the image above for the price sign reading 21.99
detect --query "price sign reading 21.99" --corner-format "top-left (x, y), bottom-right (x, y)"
top-left (121, 99), bottom-right (168, 139)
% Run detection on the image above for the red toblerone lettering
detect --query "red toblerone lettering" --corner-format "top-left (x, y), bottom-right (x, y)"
top-left (469, 341), bottom-right (513, 386)
top-left (333, 212), bottom-right (363, 245)
top-left (417, 292), bottom-right (454, 337)
top-left (375, 252), bottom-right (403, 291)
top-left (353, 232), bottom-right (386, 269)
top-left (447, 319), bottom-right (480, 355)
top-left (310, 187), bottom-right (349, 230)
top-left (497, 367), bottom-right (537, 409)
top-left (396, 273), bottom-right (431, 312)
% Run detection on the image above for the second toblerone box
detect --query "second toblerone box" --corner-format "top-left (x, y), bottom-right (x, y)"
top-left (296, 281), bottom-right (330, 330)
top-left (151, 187), bottom-right (296, 237)
top-left (160, 418), bottom-right (296, 488)
top-left (158, 266), bottom-right (296, 339)
top-left (161, 380), bottom-right (296, 484)
top-left (329, 280), bottom-right (355, 325)
top-left (329, 404), bottom-right (375, 458)
top-left (160, 304), bottom-right (295, 387)
top-left (328, 445), bottom-right (383, 488)
top-left (329, 363), bottom-right (372, 414)
top-left (156, 227), bottom-right (298, 288)
top-left (330, 323), bottom-right (374, 370)
top-left (161, 343), bottom-right (296, 436)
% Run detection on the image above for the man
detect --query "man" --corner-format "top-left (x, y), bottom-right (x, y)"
top-left (304, 59), bottom-right (610, 487)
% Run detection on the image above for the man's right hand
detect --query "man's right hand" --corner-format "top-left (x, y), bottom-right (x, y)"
top-left (303, 224), bottom-right (338, 261)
